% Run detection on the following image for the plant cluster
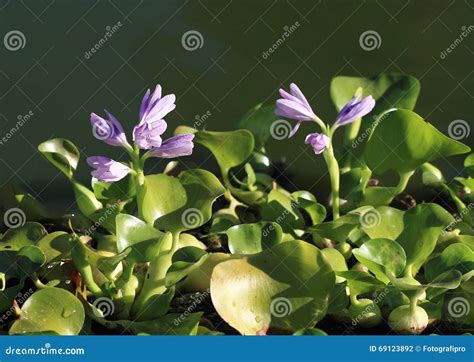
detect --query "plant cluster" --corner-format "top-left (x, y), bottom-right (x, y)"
top-left (0, 73), bottom-right (472, 335)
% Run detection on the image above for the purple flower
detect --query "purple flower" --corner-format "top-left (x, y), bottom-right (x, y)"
top-left (87, 156), bottom-right (131, 182)
top-left (133, 118), bottom-right (167, 149)
top-left (90, 111), bottom-right (128, 147)
top-left (305, 133), bottom-right (330, 154)
top-left (139, 84), bottom-right (176, 125)
top-left (335, 95), bottom-right (375, 126)
top-left (275, 83), bottom-right (318, 137)
top-left (146, 134), bottom-right (195, 159)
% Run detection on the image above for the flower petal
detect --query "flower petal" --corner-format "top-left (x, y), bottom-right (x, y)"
top-left (147, 134), bottom-right (195, 159)
top-left (87, 156), bottom-right (131, 182)
top-left (335, 95), bottom-right (376, 126)
top-left (304, 132), bottom-right (330, 155)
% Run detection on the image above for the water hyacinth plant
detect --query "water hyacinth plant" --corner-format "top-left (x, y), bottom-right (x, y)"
top-left (0, 72), bottom-right (472, 336)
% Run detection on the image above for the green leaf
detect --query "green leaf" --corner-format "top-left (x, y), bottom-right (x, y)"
top-left (293, 328), bottom-right (327, 336)
top-left (92, 174), bottom-right (136, 202)
top-left (360, 206), bottom-right (405, 240)
top-left (465, 153), bottom-right (474, 177)
top-left (0, 222), bottom-right (47, 251)
top-left (425, 244), bottom-right (474, 282)
top-left (309, 214), bottom-right (359, 243)
top-left (353, 238), bottom-right (406, 283)
top-left (396, 203), bottom-right (454, 274)
top-left (9, 288), bottom-right (85, 335)
top-left (165, 246), bottom-right (208, 287)
top-left (237, 104), bottom-right (279, 149)
top-left (337, 271), bottom-right (385, 297)
top-left (72, 182), bottom-right (103, 217)
top-left (116, 214), bottom-right (166, 264)
top-left (36, 232), bottom-right (72, 264)
top-left (321, 248), bottom-right (347, 283)
top-left (226, 222), bottom-right (283, 254)
top-left (141, 169), bottom-right (225, 233)
top-left (292, 191), bottom-right (326, 225)
top-left (210, 240), bottom-right (335, 335)
top-left (365, 109), bottom-right (470, 175)
top-left (38, 138), bottom-right (80, 179)
top-left (259, 189), bottom-right (305, 234)
top-left (331, 73), bottom-right (420, 114)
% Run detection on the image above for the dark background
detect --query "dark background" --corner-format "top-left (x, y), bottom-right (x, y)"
top-left (0, 0), bottom-right (472, 211)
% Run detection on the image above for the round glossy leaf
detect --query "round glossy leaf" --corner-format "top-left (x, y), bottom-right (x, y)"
top-left (321, 248), bottom-right (347, 283)
top-left (309, 214), bottom-right (359, 243)
top-left (165, 246), bottom-right (208, 287)
top-left (226, 222), bottom-right (283, 254)
top-left (425, 244), bottom-right (474, 282)
top-left (211, 240), bottom-right (335, 335)
top-left (116, 214), bottom-right (166, 264)
top-left (259, 189), bottom-right (305, 233)
top-left (337, 270), bottom-right (385, 297)
top-left (92, 174), bottom-right (136, 202)
top-left (292, 191), bottom-right (326, 225)
top-left (365, 109), bottom-right (470, 175)
top-left (0, 222), bottom-right (47, 251)
top-left (360, 206), bottom-right (404, 240)
top-left (396, 203), bottom-right (454, 274)
top-left (139, 170), bottom-right (225, 233)
top-left (38, 138), bottom-right (79, 179)
top-left (9, 288), bottom-right (84, 335)
top-left (36, 231), bottom-right (72, 264)
top-left (353, 238), bottom-right (406, 283)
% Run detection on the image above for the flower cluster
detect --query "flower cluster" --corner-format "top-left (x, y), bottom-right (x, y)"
top-left (88, 85), bottom-right (194, 182)
top-left (275, 83), bottom-right (375, 154)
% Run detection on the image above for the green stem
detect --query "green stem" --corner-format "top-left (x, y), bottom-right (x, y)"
top-left (393, 171), bottom-right (415, 196)
top-left (323, 145), bottom-right (341, 220)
